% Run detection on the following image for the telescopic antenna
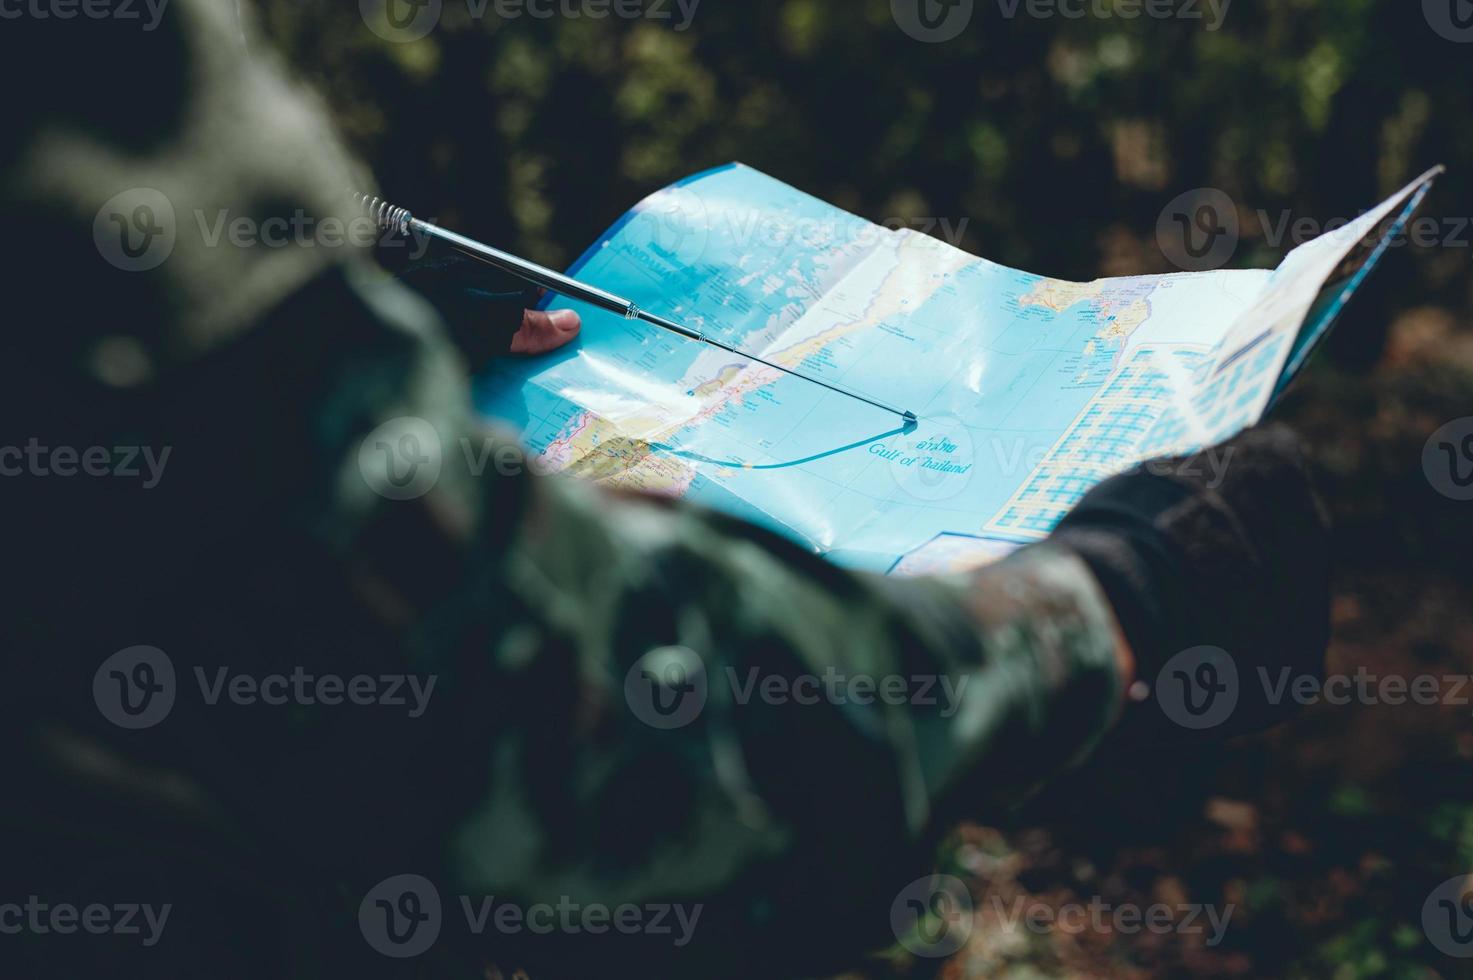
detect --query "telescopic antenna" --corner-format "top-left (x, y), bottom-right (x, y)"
top-left (353, 192), bottom-right (918, 425)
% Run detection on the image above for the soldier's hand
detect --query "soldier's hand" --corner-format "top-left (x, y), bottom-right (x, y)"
top-left (508, 306), bottom-right (582, 355)
top-left (1049, 423), bottom-right (1331, 737)
top-left (394, 253), bottom-right (582, 361)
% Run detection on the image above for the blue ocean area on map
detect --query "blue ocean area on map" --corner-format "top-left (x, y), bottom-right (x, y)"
top-left (474, 163), bottom-right (1438, 576)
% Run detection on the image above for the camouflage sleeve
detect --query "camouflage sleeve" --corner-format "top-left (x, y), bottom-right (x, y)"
top-left (330, 280), bottom-right (1125, 973)
top-left (3, 0), bottom-right (1122, 973)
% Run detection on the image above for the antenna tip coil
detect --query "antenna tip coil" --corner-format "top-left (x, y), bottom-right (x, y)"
top-left (349, 191), bottom-right (412, 235)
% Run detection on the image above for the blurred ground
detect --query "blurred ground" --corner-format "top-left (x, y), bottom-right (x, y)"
top-left (255, 1), bottom-right (1473, 975)
top-left (872, 336), bottom-right (1473, 979)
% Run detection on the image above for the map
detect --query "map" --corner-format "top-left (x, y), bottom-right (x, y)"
top-left (475, 164), bottom-right (1439, 575)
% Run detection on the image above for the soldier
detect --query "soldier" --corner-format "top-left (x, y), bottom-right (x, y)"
top-left (0, 1), bottom-right (1328, 976)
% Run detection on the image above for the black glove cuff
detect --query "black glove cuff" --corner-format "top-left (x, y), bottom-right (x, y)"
top-left (1049, 425), bottom-right (1332, 739)
top-left (397, 254), bottom-right (535, 365)
top-left (1051, 473), bottom-right (1197, 682)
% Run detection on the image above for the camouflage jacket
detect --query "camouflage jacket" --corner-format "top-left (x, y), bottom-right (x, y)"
top-left (1, 2), bottom-right (1122, 976)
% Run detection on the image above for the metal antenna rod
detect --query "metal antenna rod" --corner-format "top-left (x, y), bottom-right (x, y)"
top-left (353, 193), bottom-right (918, 425)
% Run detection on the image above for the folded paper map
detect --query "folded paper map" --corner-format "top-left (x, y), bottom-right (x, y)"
top-left (476, 164), bottom-right (1440, 575)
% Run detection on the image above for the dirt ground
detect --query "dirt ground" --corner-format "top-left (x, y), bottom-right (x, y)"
top-left (862, 308), bottom-right (1473, 979)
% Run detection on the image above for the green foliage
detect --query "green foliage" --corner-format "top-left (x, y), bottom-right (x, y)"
top-left (1428, 802), bottom-right (1473, 868)
top-left (256, 0), bottom-right (1471, 331)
